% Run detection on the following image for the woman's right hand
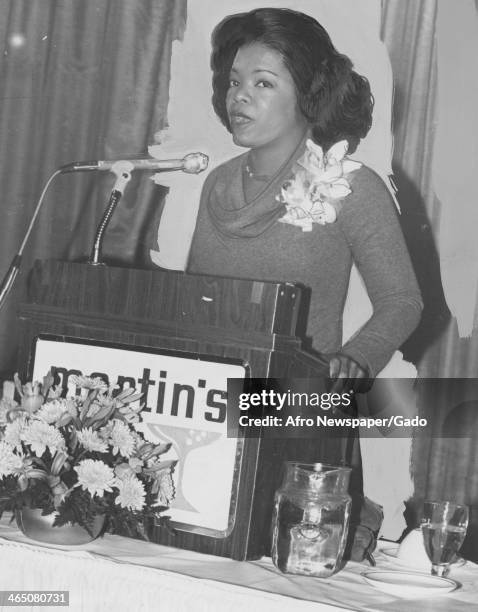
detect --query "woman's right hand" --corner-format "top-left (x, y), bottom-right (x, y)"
top-left (327, 352), bottom-right (371, 394)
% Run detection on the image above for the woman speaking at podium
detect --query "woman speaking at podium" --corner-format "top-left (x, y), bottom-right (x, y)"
top-left (188, 7), bottom-right (423, 385)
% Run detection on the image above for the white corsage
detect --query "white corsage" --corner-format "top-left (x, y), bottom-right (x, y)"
top-left (278, 139), bottom-right (362, 232)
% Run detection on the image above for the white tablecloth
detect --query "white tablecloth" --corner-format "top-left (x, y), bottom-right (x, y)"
top-left (1, 518), bottom-right (478, 612)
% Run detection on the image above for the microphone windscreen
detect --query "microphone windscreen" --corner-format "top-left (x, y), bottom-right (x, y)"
top-left (183, 153), bottom-right (209, 174)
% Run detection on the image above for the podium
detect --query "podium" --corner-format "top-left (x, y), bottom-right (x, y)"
top-left (17, 260), bottom-right (354, 560)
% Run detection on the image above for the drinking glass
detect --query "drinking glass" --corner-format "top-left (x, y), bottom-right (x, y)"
top-left (421, 500), bottom-right (468, 577)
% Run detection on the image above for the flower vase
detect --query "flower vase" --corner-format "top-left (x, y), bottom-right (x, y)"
top-left (16, 508), bottom-right (104, 545)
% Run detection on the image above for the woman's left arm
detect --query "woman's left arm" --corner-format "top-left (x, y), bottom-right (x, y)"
top-left (335, 166), bottom-right (423, 378)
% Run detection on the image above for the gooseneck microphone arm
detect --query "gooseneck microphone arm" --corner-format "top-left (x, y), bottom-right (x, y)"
top-left (89, 162), bottom-right (133, 266)
top-left (86, 153), bottom-right (208, 266)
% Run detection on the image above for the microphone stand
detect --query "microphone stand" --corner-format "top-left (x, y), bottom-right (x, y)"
top-left (0, 170), bottom-right (62, 312)
top-left (88, 161), bottom-right (133, 266)
top-left (0, 152), bottom-right (208, 309)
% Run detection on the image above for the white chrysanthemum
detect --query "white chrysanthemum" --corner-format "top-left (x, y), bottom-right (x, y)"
top-left (75, 459), bottom-right (115, 497)
top-left (35, 399), bottom-right (71, 424)
top-left (0, 441), bottom-right (23, 478)
top-left (22, 420), bottom-right (65, 457)
top-left (109, 420), bottom-right (135, 458)
top-left (3, 416), bottom-right (28, 450)
top-left (77, 427), bottom-right (108, 453)
top-left (114, 475), bottom-right (145, 511)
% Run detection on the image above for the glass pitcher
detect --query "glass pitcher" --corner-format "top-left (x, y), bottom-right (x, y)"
top-left (271, 462), bottom-right (352, 577)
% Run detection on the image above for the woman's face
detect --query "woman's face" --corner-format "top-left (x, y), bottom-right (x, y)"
top-left (226, 42), bottom-right (307, 152)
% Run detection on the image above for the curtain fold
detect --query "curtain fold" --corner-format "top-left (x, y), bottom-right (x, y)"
top-left (382, 0), bottom-right (478, 560)
top-left (381, 0), bottom-right (451, 371)
top-left (0, 0), bottom-right (186, 374)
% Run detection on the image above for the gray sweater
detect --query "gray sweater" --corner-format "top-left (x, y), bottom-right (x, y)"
top-left (188, 153), bottom-right (423, 376)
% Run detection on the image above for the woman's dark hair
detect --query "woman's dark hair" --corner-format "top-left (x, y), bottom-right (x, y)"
top-left (211, 8), bottom-right (373, 153)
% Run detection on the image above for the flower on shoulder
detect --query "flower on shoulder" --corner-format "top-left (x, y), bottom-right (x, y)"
top-left (298, 139), bottom-right (361, 182)
top-left (114, 474), bottom-right (146, 511)
top-left (75, 459), bottom-right (115, 497)
top-left (278, 139), bottom-right (361, 232)
top-left (77, 427), bottom-right (108, 453)
top-left (22, 420), bottom-right (65, 457)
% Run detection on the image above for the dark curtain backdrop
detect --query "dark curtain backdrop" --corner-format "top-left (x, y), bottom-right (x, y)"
top-left (0, 0), bottom-right (186, 374)
top-left (382, 0), bottom-right (478, 560)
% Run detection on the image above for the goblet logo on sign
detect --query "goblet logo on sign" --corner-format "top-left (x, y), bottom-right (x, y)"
top-left (144, 423), bottom-right (222, 513)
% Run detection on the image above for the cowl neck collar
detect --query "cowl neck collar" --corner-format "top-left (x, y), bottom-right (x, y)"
top-left (206, 133), bottom-right (308, 239)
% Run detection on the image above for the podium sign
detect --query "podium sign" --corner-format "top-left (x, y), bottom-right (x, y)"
top-left (33, 335), bottom-right (246, 536)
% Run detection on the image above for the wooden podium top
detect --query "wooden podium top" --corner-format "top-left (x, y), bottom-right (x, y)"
top-left (23, 259), bottom-right (306, 339)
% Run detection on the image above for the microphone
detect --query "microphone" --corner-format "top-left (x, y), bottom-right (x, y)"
top-left (60, 152), bottom-right (209, 174)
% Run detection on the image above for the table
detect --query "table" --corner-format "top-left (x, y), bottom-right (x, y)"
top-left (1, 518), bottom-right (478, 612)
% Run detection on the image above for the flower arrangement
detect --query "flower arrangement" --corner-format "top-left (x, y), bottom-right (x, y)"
top-left (278, 139), bottom-right (362, 232)
top-left (0, 372), bottom-right (175, 539)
